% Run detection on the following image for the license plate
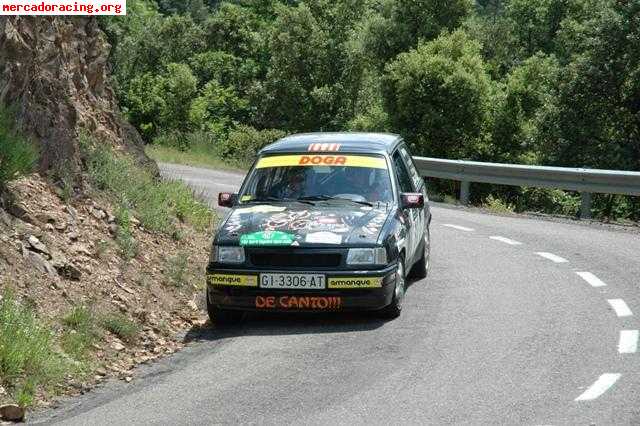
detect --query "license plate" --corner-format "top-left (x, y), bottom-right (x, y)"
top-left (260, 273), bottom-right (326, 290)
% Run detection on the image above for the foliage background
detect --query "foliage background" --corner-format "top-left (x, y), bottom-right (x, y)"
top-left (100, 0), bottom-right (640, 220)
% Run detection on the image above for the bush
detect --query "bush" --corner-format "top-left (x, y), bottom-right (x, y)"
top-left (220, 125), bottom-right (287, 165)
top-left (0, 291), bottom-right (69, 407)
top-left (0, 106), bottom-right (38, 188)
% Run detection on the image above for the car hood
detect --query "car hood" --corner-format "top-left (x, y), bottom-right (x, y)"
top-left (216, 203), bottom-right (392, 247)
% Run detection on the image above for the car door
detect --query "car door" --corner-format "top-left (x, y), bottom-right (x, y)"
top-left (398, 145), bottom-right (428, 258)
top-left (392, 149), bottom-right (418, 262)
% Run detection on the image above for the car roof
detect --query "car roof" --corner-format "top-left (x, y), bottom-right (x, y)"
top-left (260, 132), bottom-right (403, 155)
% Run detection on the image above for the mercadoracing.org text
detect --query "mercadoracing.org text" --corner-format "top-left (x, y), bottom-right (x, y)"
top-left (1, 0), bottom-right (125, 15)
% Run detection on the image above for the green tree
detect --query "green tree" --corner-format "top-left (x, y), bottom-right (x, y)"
top-left (382, 30), bottom-right (494, 159)
top-left (534, 1), bottom-right (640, 171)
top-left (364, 0), bottom-right (473, 67)
top-left (189, 80), bottom-right (248, 137)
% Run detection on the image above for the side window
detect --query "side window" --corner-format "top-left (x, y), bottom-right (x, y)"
top-left (399, 146), bottom-right (423, 190)
top-left (392, 151), bottom-right (414, 193)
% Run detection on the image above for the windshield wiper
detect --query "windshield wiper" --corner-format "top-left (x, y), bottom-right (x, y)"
top-left (298, 195), bottom-right (374, 207)
top-left (246, 197), bottom-right (314, 206)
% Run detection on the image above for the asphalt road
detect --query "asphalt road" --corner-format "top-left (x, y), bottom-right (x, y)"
top-left (35, 163), bottom-right (640, 425)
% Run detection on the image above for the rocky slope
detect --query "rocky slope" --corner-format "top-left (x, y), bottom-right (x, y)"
top-left (0, 16), bottom-right (153, 181)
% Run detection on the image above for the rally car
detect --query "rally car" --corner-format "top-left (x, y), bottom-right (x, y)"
top-left (207, 132), bottom-right (431, 323)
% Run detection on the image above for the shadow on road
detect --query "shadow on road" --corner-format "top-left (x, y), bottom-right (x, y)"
top-left (183, 310), bottom-right (389, 344)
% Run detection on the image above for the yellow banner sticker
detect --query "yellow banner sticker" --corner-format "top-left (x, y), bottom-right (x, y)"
top-left (208, 274), bottom-right (258, 287)
top-left (328, 277), bottom-right (383, 289)
top-left (256, 155), bottom-right (387, 169)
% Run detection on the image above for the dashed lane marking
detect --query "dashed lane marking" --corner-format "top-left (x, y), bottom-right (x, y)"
top-left (576, 271), bottom-right (607, 288)
top-left (575, 373), bottom-right (621, 401)
top-left (607, 299), bottom-right (633, 317)
top-left (535, 252), bottom-right (569, 263)
top-left (489, 236), bottom-right (522, 246)
top-left (442, 224), bottom-right (474, 232)
top-left (618, 330), bottom-right (639, 354)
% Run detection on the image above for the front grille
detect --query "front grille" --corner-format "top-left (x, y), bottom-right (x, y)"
top-left (249, 251), bottom-right (342, 269)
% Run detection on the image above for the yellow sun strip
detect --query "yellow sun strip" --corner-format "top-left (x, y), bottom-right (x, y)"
top-left (256, 155), bottom-right (387, 169)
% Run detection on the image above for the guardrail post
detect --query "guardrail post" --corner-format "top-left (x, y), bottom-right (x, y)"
top-left (580, 192), bottom-right (592, 220)
top-left (460, 181), bottom-right (470, 205)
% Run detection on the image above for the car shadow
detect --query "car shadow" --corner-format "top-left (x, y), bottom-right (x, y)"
top-left (183, 310), bottom-right (390, 344)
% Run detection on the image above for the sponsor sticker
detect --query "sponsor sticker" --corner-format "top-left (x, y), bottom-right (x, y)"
top-left (305, 231), bottom-right (342, 244)
top-left (240, 231), bottom-right (296, 246)
top-left (236, 205), bottom-right (286, 214)
top-left (208, 274), bottom-right (258, 287)
top-left (255, 296), bottom-right (342, 310)
top-left (256, 155), bottom-right (387, 169)
top-left (328, 277), bottom-right (383, 289)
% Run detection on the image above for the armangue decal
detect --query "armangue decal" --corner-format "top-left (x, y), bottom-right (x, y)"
top-left (255, 296), bottom-right (342, 310)
top-left (328, 277), bottom-right (383, 289)
top-left (239, 231), bottom-right (296, 246)
top-left (208, 274), bottom-right (258, 287)
top-left (256, 155), bottom-right (387, 169)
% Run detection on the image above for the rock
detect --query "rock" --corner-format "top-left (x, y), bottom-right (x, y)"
top-left (74, 244), bottom-right (93, 257)
top-left (55, 263), bottom-right (82, 281)
top-left (110, 341), bottom-right (125, 351)
top-left (54, 221), bottom-right (68, 231)
top-left (108, 224), bottom-right (118, 235)
top-left (95, 368), bottom-right (107, 376)
top-left (107, 214), bottom-right (116, 223)
top-left (0, 385), bottom-right (5, 395)
top-left (22, 246), bottom-right (57, 277)
top-left (90, 207), bottom-right (106, 220)
top-left (28, 235), bottom-right (50, 255)
top-left (124, 376), bottom-right (132, 383)
top-left (67, 231), bottom-right (79, 241)
top-left (0, 404), bottom-right (25, 422)
top-left (187, 300), bottom-right (198, 311)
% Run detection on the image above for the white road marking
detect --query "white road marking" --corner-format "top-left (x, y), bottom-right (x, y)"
top-left (535, 252), bottom-right (569, 263)
top-left (489, 236), bottom-right (522, 246)
top-left (618, 330), bottom-right (639, 354)
top-left (442, 224), bottom-right (474, 232)
top-left (576, 271), bottom-right (607, 288)
top-left (607, 299), bottom-right (633, 317)
top-left (575, 373), bottom-right (621, 401)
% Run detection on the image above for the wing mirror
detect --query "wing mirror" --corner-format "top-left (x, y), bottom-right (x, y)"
top-left (218, 192), bottom-right (237, 208)
top-left (400, 193), bottom-right (424, 209)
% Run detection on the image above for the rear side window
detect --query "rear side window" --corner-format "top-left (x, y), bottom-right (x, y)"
top-left (392, 151), bottom-right (414, 193)
top-left (399, 146), bottom-right (423, 190)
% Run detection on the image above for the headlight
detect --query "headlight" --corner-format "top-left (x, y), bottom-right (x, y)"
top-left (210, 245), bottom-right (245, 264)
top-left (346, 248), bottom-right (387, 265)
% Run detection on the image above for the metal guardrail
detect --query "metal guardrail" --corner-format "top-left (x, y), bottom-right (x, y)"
top-left (413, 157), bottom-right (640, 219)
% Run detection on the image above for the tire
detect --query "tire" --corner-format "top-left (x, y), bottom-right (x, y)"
top-left (409, 227), bottom-right (430, 279)
top-left (207, 295), bottom-right (243, 325)
top-left (378, 259), bottom-right (406, 319)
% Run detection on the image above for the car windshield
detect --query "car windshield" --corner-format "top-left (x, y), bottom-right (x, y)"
top-left (239, 154), bottom-right (394, 204)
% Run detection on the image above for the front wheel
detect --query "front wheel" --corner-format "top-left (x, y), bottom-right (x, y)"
top-left (207, 294), bottom-right (243, 325)
top-left (409, 228), bottom-right (430, 279)
top-left (378, 259), bottom-right (406, 319)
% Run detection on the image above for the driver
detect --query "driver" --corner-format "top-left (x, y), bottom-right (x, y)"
top-left (340, 167), bottom-right (391, 202)
top-left (272, 168), bottom-right (306, 199)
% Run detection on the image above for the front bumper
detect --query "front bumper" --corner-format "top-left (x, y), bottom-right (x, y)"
top-left (206, 264), bottom-right (398, 312)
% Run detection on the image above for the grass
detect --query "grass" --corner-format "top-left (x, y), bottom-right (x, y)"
top-left (146, 144), bottom-right (245, 171)
top-left (166, 252), bottom-right (189, 287)
top-left (483, 194), bottom-right (516, 213)
top-left (60, 306), bottom-right (100, 364)
top-left (0, 291), bottom-right (70, 407)
top-left (0, 105), bottom-right (38, 188)
top-left (100, 313), bottom-right (140, 343)
top-left (114, 204), bottom-right (138, 260)
top-left (82, 135), bottom-right (214, 258)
